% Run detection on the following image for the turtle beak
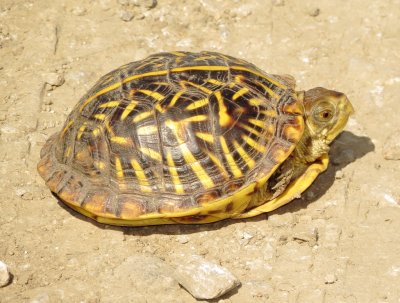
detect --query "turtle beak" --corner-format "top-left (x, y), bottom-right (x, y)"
top-left (326, 96), bottom-right (354, 142)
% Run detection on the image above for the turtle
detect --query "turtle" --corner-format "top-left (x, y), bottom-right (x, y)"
top-left (37, 51), bottom-right (354, 226)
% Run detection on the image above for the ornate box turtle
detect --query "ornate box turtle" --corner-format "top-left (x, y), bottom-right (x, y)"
top-left (37, 51), bottom-right (354, 226)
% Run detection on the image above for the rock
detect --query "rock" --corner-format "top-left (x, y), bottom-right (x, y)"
top-left (307, 8), bottom-right (320, 17)
top-left (43, 72), bottom-right (64, 87)
top-left (176, 235), bottom-right (189, 244)
top-left (324, 273), bottom-right (338, 284)
top-left (383, 131), bottom-right (400, 160)
top-left (174, 255), bottom-right (240, 300)
top-left (0, 260), bottom-right (11, 287)
top-left (119, 10), bottom-right (134, 22)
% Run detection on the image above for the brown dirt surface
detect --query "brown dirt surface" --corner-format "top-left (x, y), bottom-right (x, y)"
top-left (1, 0), bottom-right (400, 302)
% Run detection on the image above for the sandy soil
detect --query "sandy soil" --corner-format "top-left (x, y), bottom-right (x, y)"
top-left (1, 0), bottom-right (400, 302)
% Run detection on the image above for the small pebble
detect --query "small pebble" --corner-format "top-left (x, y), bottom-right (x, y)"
top-left (119, 10), bottom-right (134, 22)
top-left (0, 261), bottom-right (10, 287)
top-left (324, 273), bottom-right (337, 284)
top-left (382, 131), bottom-right (400, 160)
top-left (43, 72), bottom-right (64, 87)
top-left (174, 255), bottom-right (240, 300)
top-left (176, 235), bottom-right (189, 244)
top-left (307, 8), bottom-right (320, 17)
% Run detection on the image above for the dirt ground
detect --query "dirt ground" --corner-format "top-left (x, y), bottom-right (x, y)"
top-left (1, 0), bottom-right (400, 302)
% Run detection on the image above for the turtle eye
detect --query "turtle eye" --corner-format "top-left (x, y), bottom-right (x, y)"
top-left (313, 101), bottom-right (335, 123)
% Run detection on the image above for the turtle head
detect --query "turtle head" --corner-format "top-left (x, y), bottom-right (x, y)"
top-left (301, 87), bottom-right (354, 145)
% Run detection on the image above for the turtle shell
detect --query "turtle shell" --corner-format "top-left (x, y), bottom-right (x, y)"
top-left (37, 51), bottom-right (304, 226)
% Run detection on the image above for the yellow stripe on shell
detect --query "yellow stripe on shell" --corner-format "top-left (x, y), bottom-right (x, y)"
top-left (203, 149), bottom-right (229, 179)
top-left (138, 89), bottom-right (165, 101)
top-left (233, 140), bottom-right (256, 169)
top-left (248, 98), bottom-right (263, 106)
top-left (194, 55), bottom-right (216, 61)
top-left (76, 123), bottom-right (87, 140)
top-left (110, 136), bottom-right (130, 145)
top-left (168, 90), bottom-right (185, 108)
top-left (241, 135), bottom-right (266, 153)
top-left (94, 114), bottom-right (106, 120)
top-left (99, 101), bottom-right (120, 108)
top-left (183, 115), bottom-right (208, 122)
top-left (185, 98), bottom-right (209, 111)
top-left (255, 81), bottom-right (280, 99)
top-left (215, 91), bottom-right (232, 128)
top-left (237, 122), bottom-right (262, 136)
top-left (195, 132), bottom-right (214, 143)
top-left (248, 118), bottom-right (265, 129)
top-left (171, 66), bottom-right (229, 73)
top-left (137, 125), bottom-right (158, 136)
top-left (132, 111), bottom-right (153, 123)
top-left (115, 157), bottom-right (124, 179)
top-left (130, 159), bottom-right (151, 192)
top-left (94, 160), bottom-right (106, 170)
top-left (232, 87), bottom-right (249, 100)
top-left (61, 120), bottom-right (74, 137)
top-left (207, 78), bottom-right (224, 85)
top-left (180, 81), bottom-right (212, 94)
top-left (220, 136), bottom-right (242, 178)
top-left (121, 101), bottom-right (138, 121)
top-left (260, 109), bottom-right (278, 118)
top-left (180, 144), bottom-right (214, 189)
top-left (231, 66), bottom-right (287, 89)
top-left (166, 151), bottom-right (184, 194)
top-left (140, 147), bottom-right (162, 161)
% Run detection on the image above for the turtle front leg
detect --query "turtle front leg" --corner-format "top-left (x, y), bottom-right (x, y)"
top-left (232, 153), bottom-right (329, 219)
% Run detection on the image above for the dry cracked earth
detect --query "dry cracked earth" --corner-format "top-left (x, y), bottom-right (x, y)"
top-left (1, 0), bottom-right (400, 302)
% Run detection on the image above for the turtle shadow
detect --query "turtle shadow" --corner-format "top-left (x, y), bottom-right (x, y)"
top-left (55, 131), bottom-right (374, 235)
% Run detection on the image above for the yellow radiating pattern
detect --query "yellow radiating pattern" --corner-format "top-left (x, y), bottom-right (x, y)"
top-left (99, 101), bottom-right (120, 108)
top-left (195, 132), bottom-right (214, 143)
top-left (115, 157), bottom-right (124, 179)
top-left (220, 136), bottom-right (242, 178)
top-left (94, 114), bottom-right (106, 120)
top-left (207, 78), bottom-right (224, 85)
top-left (203, 149), bottom-right (229, 179)
top-left (248, 98), bottom-right (263, 106)
top-left (76, 123), bottom-right (87, 140)
top-left (110, 136), bottom-right (130, 145)
top-left (138, 89), bottom-right (165, 101)
top-left (140, 147), bottom-right (162, 161)
top-left (237, 122), bottom-right (262, 136)
top-left (232, 87), bottom-right (249, 100)
top-left (137, 125), bottom-right (158, 136)
top-left (120, 101), bottom-right (138, 120)
top-left (181, 81), bottom-right (212, 94)
top-left (261, 109), bottom-right (278, 118)
top-left (215, 91), bottom-right (232, 128)
top-left (61, 120), bottom-right (74, 137)
top-left (180, 144), bottom-right (214, 189)
top-left (185, 98), bottom-right (209, 111)
top-left (233, 140), bottom-right (255, 169)
top-left (255, 81), bottom-right (280, 99)
top-left (166, 151), bottom-right (184, 194)
top-left (248, 118), bottom-right (266, 129)
top-left (242, 135), bottom-right (266, 153)
top-left (183, 115), bottom-right (208, 122)
top-left (231, 66), bottom-right (287, 89)
top-left (130, 159), bottom-right (151, 192)
top-left (168, 90), bottom-right (184, 108)
top-left (133, 111), bottom-right (153, 123)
